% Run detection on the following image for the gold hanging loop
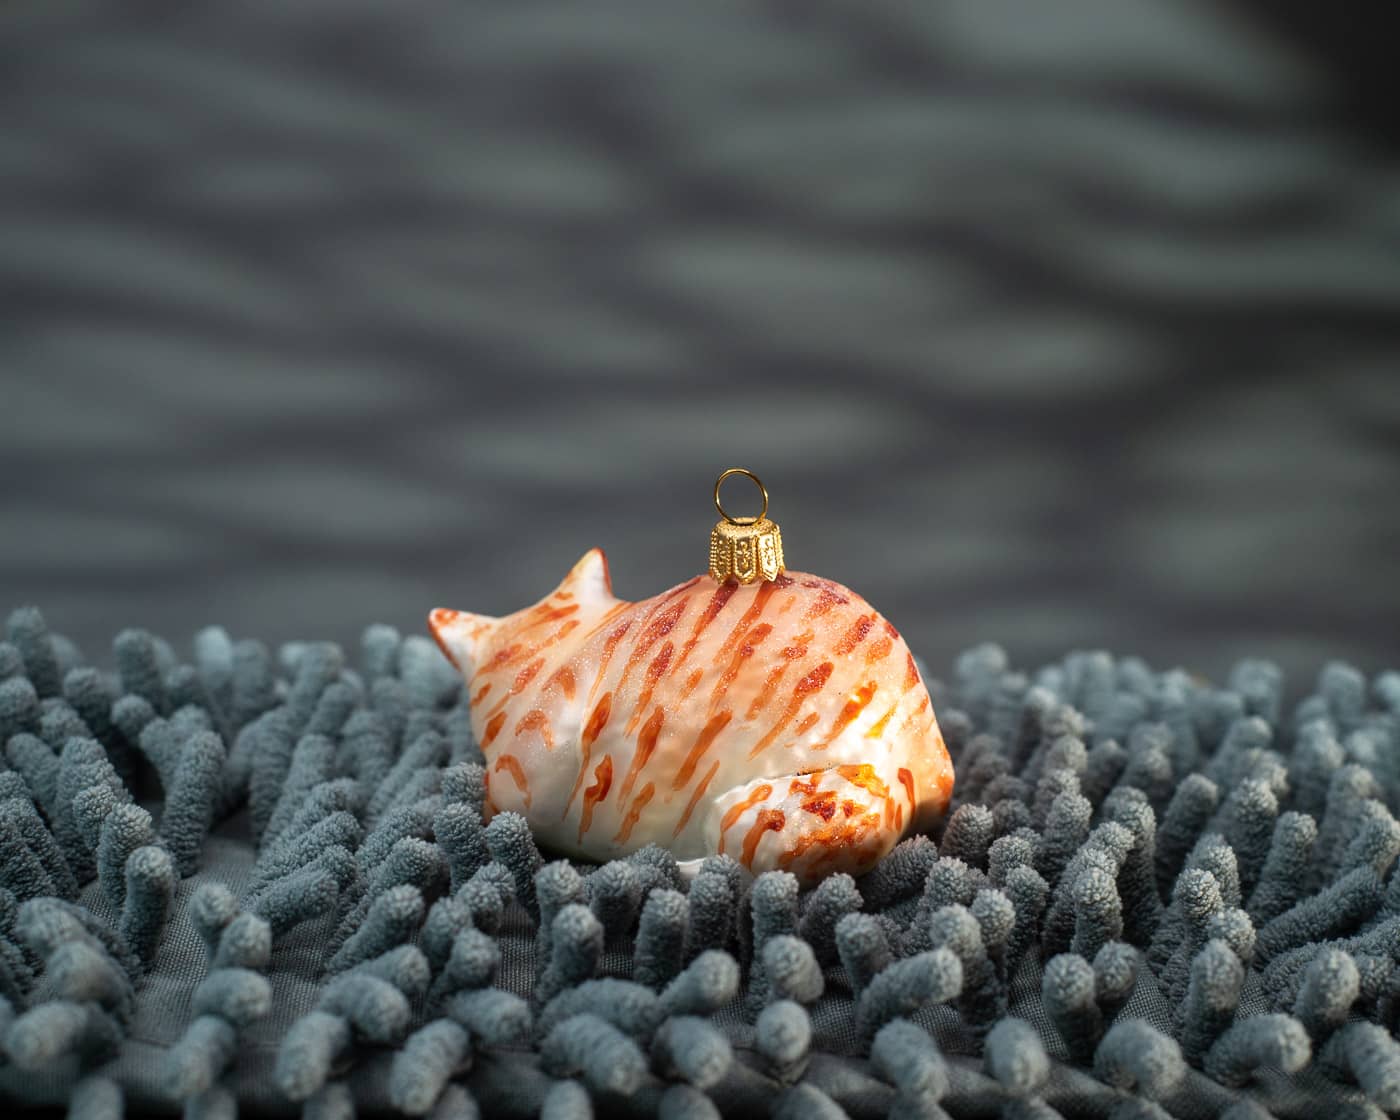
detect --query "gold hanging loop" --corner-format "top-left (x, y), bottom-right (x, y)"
top-left (709, 468), bottom-right (785, 584)
top-left (714, 467), bottom-right (769, 526)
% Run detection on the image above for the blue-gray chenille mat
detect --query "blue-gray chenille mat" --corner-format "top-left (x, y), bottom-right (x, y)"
top-left (1, 605), bottom-right (1399, 1119)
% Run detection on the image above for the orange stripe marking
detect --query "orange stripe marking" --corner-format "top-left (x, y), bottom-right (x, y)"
top-left (619, 706), bottom-right (664, 804)
top-left (493, 754), bottom-right (531, 807)
top-left (814, 681), bottom-right (878, 750)
top-left (616, 596), bottom-right (690, 697)
top-left (482, 710), bottom-right (507, 748)
top-left (865, 636), bottom-right (893, 665)
top-left (496, 615), bottom-right (581, 671)
top-left (744, 628), bottom-right (814, 720)
top-left (865, 704), bottom-right (899, 739)
top-left (512, 657), bottom-right (545, 694)
top-left (484, 643), bottom-right (522, 673)
top-left (895, 693), bottom-right (932, 740)
top-left (565, 692), bottom-right (613, 812)
top-left (513, 708), bottom-right (555, 750)
top-left (800, 580), bottom-right (850, 621)
top-left (582, 693), bottom-right (613, 746)
top-left (578, 755), bottom-right (613, 841)
top-left (493, 603), bottom-right (580, 652)
top-left (613, 782), bottom-right (655, 845)
top-left (837, 763), bottom-right (890, 799)
top-left (672, 579), bottom-right (738, 674)
top-left (802, 791), bottom-right (838, 821)
top-left (488, 655), bottom-right (546, 716)
top-left (673, 709), bottom-right (732, 790)
top-left (741, 809), bottom-right (785, 867)
top-left (583, 618), bottom-right (634, 708)
top-left (778, 831), bottom-right (823, 869)
top-left (747, 661), bottom-right (833, 759)
top-left (673, 760), bottom-right (721, 838)
top-left (780, 810), bottom-right (876, 870)
top-left (708, 623), bottom-right (773, 716)
top-left (789, 774), bottom-right (820, 798)
top-left (719, 784), bottom-right (773, 841)
top-left (626, 641), bottom-right (674, 734)
top-left (713, 580), bottom-right (780, 664)
top-left (834, 613), bottom-right (876, 656)
top-left (548, 665), bottom-right (576, 701)
top-left (746, 664), bottom-right (790, 720)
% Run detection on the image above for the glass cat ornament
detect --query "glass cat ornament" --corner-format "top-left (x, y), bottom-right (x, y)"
top-left (429, 470), bottom-right (954, 884)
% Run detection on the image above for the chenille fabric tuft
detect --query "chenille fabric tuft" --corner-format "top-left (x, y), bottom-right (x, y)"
top-left (2, 606), bottom-right (1399, 1117)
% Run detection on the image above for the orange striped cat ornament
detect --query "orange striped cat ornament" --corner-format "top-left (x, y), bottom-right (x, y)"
top-left (429, 469), bottom-right (954, 884)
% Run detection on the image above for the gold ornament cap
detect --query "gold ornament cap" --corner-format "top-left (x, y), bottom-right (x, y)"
top-left (709, 468), bottom-right (785, 584)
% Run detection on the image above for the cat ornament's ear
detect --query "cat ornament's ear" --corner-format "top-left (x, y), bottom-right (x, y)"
top-left (427, 608), bottom-right (501, 678)
top-left (429, 548), bottom-right (616, 678)
top-left (550, 548), bottom-right (616, 610)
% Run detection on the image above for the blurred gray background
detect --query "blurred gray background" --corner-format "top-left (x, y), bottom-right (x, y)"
top-left (2, 0), bottom-right (1398, 687)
